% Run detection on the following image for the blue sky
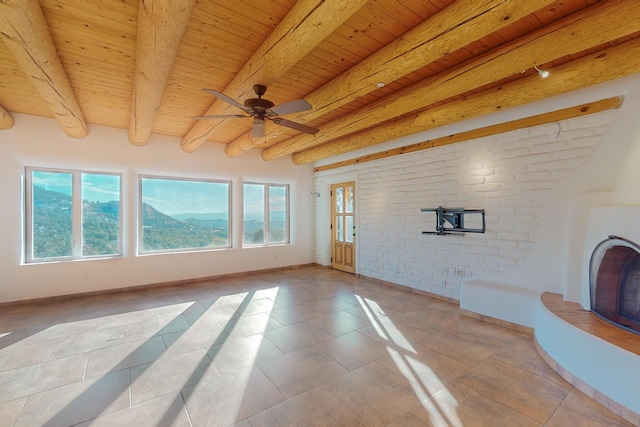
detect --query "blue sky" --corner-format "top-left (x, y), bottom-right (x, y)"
top-left (243, 183), bottom-right (264, 216)
top-left (32, 171), bottom-right (120, 203)
top-left (32, 172), bottom-right (283, 217)
top-left (142, 177), bottom-right (229, 216)
top-left (83, 174), bottom-right (120, 202)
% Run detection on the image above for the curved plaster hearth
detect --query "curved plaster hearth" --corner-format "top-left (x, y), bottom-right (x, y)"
top-left (534, 292), bottom-right (640, 425)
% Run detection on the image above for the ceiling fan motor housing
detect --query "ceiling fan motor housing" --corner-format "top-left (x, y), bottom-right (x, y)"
top-left (244, 84), bottom-right (274, 111)
top-left (244, 97), bottom-right (274, 111)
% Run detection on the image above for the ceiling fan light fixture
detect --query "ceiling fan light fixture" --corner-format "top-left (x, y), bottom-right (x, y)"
top-left (534, 66), bottom-right (550, 79)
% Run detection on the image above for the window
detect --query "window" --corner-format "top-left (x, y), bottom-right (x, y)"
top-left (243, 182), bottom-right (289, 246)
top-left (25, 168), bottom-right (122, 262)
top-left (139, 176), bottom-right (231, 253)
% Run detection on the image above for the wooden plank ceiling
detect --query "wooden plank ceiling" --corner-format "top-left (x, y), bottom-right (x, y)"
top-left (0, 0), bottom-right (639, 164)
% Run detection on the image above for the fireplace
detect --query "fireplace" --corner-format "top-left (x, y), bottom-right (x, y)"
top-left (590, 235), bottom-right (640, 334)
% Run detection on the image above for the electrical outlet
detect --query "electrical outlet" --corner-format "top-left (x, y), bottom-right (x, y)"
top-left (456, 268), bottom-right (465, 277)
top-left (465, 270), bottom-right (472, 279)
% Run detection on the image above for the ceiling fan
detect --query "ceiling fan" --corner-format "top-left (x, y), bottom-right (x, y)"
top-left (193, 84), bottom-right (319, 138)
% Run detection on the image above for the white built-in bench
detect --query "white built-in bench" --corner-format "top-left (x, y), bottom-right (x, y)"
top-left (460, 280), bottom-right (540, 329)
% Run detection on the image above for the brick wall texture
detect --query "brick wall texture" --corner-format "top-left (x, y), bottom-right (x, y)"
top-left (316, 111), bottom-right (615, 299)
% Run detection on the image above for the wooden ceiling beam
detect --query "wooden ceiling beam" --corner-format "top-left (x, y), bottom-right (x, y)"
top-left (129, 0), bottom-right (195, 146)
top-left (224, 0), bottom-right (554, 157)
top-left (180, 0), bottom-right (368, 153)
top-left (312, 97), bottom-right (624, 172)
top-left (293, 37), bottom-right (640, 164)
top-left (263, 0), bottom-right (640, 161)
top-left (0, 0), bottom-right (87, 138)
top-left (0, 105), bottom-right (14, 129)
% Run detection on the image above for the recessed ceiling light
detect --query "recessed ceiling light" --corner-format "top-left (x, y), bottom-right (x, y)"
top-left (376, 82), bottom-right (385, 88)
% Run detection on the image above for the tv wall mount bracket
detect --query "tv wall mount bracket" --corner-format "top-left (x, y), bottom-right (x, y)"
top-left (421, 206), bottom-right (485, 236)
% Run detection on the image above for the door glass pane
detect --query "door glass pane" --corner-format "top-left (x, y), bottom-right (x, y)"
top-left (346, 216), bottom-right (354, 243)
top-left (346, 186), bottom-right (354, 213)
top-left (269, 185), bottom-right (287, 244)
top-left (336, 187), bottom-right (344, 213)
top-left (244, 183), bottom-right (265, 245)
top-left (82, 173), bottom-right (120, 256)
top-left (31, 171), bottom-right (73, 258)
top-left (336, 216), bottom-right (344, 242)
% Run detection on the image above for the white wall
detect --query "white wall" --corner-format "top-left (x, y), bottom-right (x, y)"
top-left (5, 74), bottom-right (640, 308)
top-left (314, 74), bottom-right (640, 308)
top-left (0, 115), bottom-right (315, 303)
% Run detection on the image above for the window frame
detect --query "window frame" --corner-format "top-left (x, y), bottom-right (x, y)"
top-left (24, 167), bottom-right (123, 263)
top-left (242, 181), bottom-right (290, 247)
top-left (138, 174), bottom-right (232, 255)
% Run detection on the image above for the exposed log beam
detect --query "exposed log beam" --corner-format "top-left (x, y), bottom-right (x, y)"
top-left (129, 0), bottom-right (195, 146)
top-left (180, 0), bottom-right (367, 153)
top-left (0, 104), bottom-right (14, 129)
top-left (264, 0), bottom-right (639, 161)
top-left (0, 0), bottom-right (87, 138)
top-left (293, 38), bottom-right (640, 164)
top-left (225, 0), bottom-right (554, 157)
top-left (312, 97), bottom-right (624, 172)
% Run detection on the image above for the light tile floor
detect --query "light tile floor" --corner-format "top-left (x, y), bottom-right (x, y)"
top-left (0, 266), bottom-right (634, 426)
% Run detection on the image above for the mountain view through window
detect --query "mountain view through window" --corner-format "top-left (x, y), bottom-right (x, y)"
top-left (140, 177), bottom-right (230, 252)
top-left (29, 170), bottom-right (121, 260)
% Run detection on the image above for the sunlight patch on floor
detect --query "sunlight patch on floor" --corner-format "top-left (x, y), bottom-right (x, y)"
top-left (357, 294), bottom-right (463, 427)
top-left (195, 288), bottom-right (278, 424)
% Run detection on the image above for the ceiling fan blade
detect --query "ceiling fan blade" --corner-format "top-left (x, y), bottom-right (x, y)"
top-left (269, 98), bottom-right (312, 116)
top-left (192, 114), bottom-right (249, 120)
top-left (272, 118), bottom-right (319, 135)
top-left (252, 120), bottom-right (265, 138)
top-left (201, 89), bottom-right (252, 113)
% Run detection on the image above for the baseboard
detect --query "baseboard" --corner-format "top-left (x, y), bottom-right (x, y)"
top-left (460, 308), bottom-right (534, 334)
top-left (0, 263), bottom-right (317, 308)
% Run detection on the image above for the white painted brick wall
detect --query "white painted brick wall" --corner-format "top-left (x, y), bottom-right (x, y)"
top-left (316, 111), bottom-right (615, 300)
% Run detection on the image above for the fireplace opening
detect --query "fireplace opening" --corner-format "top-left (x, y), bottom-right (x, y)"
top-left (590, 235), bottom-right (640, 334)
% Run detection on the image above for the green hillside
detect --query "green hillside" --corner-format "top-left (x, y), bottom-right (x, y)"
top-left (140, 203), bottom-right (229, 251)
top-left (31, 186), bottom-right (230, 257)
top-left (32, 186), bottom-right (73, 258)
